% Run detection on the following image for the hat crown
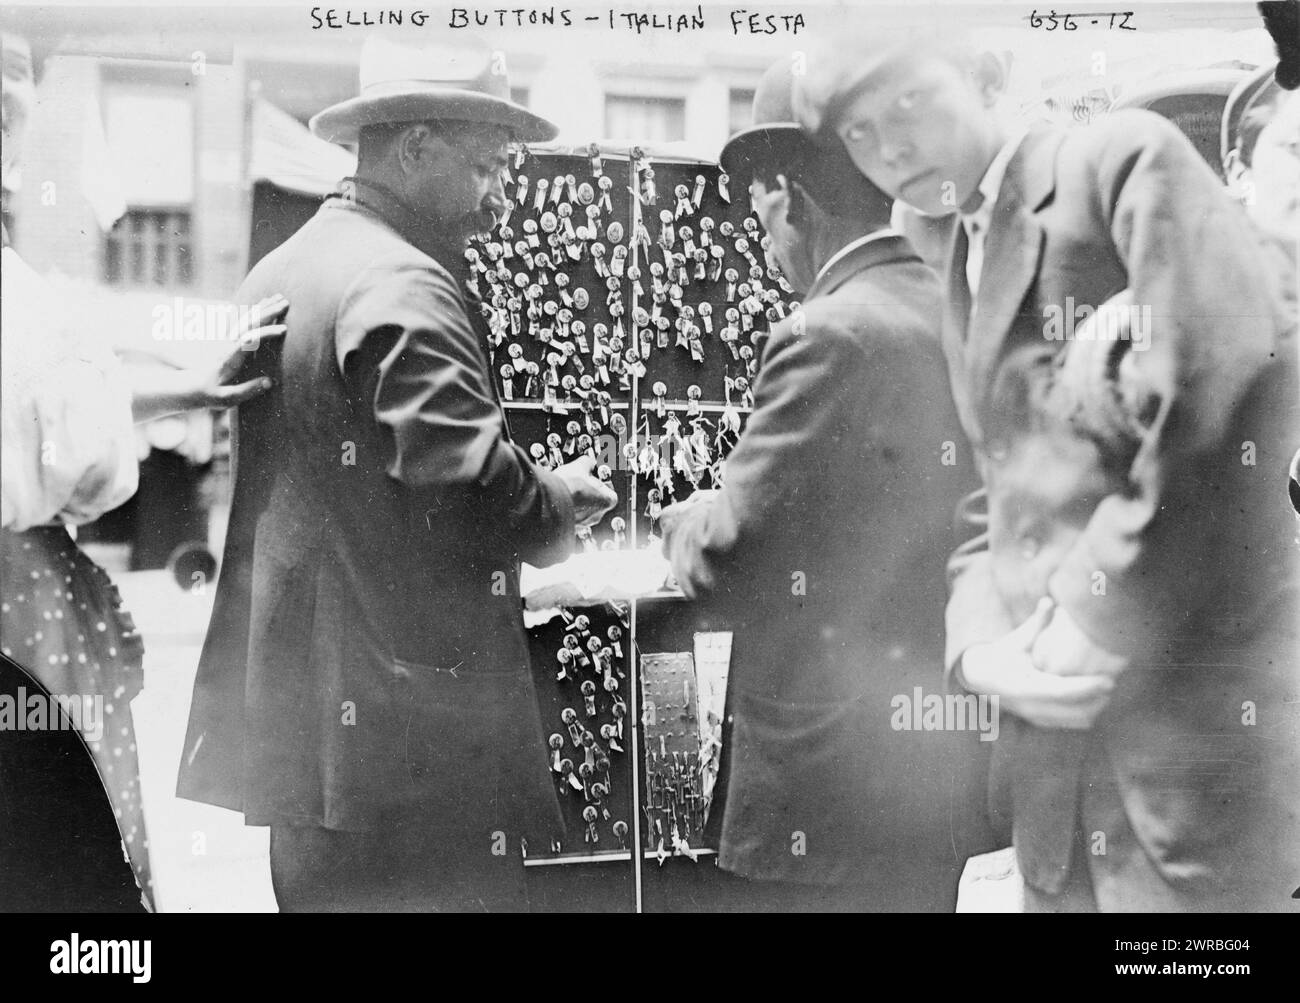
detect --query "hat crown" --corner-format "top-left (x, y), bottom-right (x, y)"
top-left (309, 33), bottom-right (556, 143)
top-left (358, 35), bottom-right (510, 103)
top-left (792, 28), bottom-right (932, 137)
top-left (749, 59), bottom-right (798, 127)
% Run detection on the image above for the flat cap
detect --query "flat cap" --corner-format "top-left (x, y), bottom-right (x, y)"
top-left (791, 28), bottom-right (934, 139)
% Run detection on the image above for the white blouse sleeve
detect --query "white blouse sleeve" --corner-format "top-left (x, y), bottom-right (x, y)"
top-left (1, 247), bottom-right (138, 532)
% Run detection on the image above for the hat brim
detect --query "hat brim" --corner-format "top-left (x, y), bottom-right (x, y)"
top-left (1221, 62), bottom-right (1280, 165)
top-left (719, 123), bottom-right (810, 180)
top-left (310, 89), bottom-right (558, 144)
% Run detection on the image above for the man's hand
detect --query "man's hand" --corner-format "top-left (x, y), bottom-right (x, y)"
top-left (128, 295), bottom-right (289, 423)
top-left (958, 597), bottom-right (1117, 730)
top-left (658, 489), bottom-right (719, 539)
top-left (200, 294), bottom-right (290, 409)
top-left (553, 455), bottom-right (618, 528)
top-left (1031, 602), bottom-right (1129, 680)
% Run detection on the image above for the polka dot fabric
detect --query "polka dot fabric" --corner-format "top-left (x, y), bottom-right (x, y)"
top-left (0, 526), bottom-right (153, 908)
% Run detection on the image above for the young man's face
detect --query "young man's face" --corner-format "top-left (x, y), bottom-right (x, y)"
top-left (833, 54), bottom-right (1002, 217)
top-left (404, 122), bottom-right (510, 244)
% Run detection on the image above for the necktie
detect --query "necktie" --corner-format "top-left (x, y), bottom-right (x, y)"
top-left (965, 213), bottom-right (985, 299)
top-left (950, 221), bottom-right (973, 342)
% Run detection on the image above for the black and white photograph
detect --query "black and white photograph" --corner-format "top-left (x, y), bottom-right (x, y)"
top-left (1, 0), bottom-right (1297, 952)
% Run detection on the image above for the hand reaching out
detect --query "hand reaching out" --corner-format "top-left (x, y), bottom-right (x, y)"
top-left (128, 294), bottom-right (289, 423)
top-left (553, 455), bottom-right (619, 528)
top-left (196, 294), bottom-right (291, 409)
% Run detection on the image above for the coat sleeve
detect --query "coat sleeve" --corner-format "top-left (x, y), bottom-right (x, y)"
top-left (336, 257), bottom-right (575, 567)
top-left (1046, 112), bottom-right (1289, 658)
top-left (662, 308), bottom-right (869, 599)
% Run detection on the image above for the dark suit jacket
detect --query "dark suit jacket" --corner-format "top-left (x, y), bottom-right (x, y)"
top-left (942, 112), bottom-right (1300, 908)
top-left (663, 233), bottom-right (995, 891)
top-left (177, 180), bottom-right (572, 842)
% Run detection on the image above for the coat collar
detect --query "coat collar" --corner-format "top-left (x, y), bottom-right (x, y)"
top-left (329, 175), bottom-right (468, 274)
top-left (941, 122), bottom-right (1064, 442)
top-left (968, 123), bottom-right (1063, 336)
top-left (946, 122), bottom-right (1066, 345)
top-left (1000, 121), bottom-right (1063, 217)
top-left (806, 230), bottom-right (921, 300)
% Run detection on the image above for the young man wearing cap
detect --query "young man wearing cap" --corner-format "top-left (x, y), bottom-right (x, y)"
top-left (796, 33), bottom-right (1300, 911)
top-left (658, 58), bottom-right (994, 912)
top-left (177, 36), bottom-right (617, 912)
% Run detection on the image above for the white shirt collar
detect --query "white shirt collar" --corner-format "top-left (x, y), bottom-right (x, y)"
top-left (814, 228), bottom-right (900, 287)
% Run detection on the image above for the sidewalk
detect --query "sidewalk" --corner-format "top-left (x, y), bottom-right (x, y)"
top-left (114, 570), bottom-right (276, 912)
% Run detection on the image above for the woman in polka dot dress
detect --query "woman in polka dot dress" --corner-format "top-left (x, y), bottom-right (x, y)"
top-left (2, 36), bottom-right (287, 905)
top-left (0, 224), bottom-right (286, 908)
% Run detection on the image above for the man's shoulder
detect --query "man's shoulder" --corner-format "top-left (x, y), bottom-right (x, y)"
top-left (1055, 107), bottom-right (1204, 183)
top-left (1077, 107), bottom-right (1185, 145)
top-left (800, 256), bottom-right (943, 350)
top-left (247, 203), bottom-right (459, 298)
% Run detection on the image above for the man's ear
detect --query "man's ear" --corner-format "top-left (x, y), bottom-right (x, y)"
top-left (785, 177), bottom-right (816, 229)
top-left (974, 51), bottom-right (1008, 107)
top-left (752, 172), bottom-right (791, 220)
top-left (397, 124), bottom-right (442, 174)
top-left (1222, 150), bottom-right (1250, 200)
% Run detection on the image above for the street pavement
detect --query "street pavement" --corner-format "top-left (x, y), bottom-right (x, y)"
top-left (115, 570), bottom-right (276, 912)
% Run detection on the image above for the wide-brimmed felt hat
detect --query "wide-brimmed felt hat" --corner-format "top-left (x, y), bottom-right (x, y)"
top-left (718, 58), bottom-right (809, 180)
top-left (310, 35), bottom-right (557, 144)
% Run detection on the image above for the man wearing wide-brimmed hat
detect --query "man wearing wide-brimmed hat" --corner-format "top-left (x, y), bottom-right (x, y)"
top-left (658, 57), bottom-right (994, 911)
top-left (177, 35), bottom-right (616, 911)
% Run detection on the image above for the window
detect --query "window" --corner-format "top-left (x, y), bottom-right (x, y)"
top-left (604, 95), bottom-right (686, 143)
top-left (103, 208), bottom-right (193, 287)
top-left (101, 79), bottom-right (195, 287)
top-left (729, 88), bottom-right (756, 136)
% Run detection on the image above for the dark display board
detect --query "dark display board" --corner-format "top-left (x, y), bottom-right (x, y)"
top-left (466, 142), bottom-right (797, 904)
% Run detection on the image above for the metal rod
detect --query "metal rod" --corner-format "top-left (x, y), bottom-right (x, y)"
top-left (499, 400), bottom-right (632, 411)
top-left (626, 154), bottom-right (646, 917)
top-left (640, 400), bottom-right (752, 415)
top-left (520, 847), bottom-right (716, 868)
top-left (522, 850), bottom-right (632, 867)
